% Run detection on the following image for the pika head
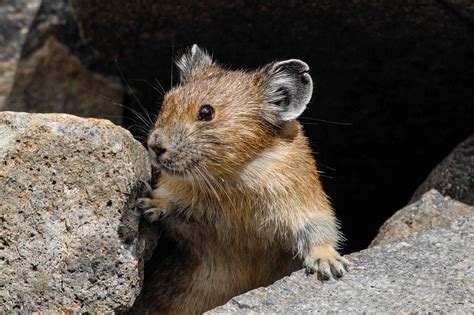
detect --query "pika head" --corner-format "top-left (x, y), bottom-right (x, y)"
top-left (148, 44), bottom-right (313, 178)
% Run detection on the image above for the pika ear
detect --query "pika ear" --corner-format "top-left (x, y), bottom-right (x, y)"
top-left (260, 59), bottom-right (313, 121)
top-left (176, 44), bottom-right (215, 82)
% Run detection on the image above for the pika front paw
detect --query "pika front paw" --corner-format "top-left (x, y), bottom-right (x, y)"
top-left (142, 207), bottom-right (166, 223)
top-left (304, 245), bottom-right (349, 280)
top-left (136, 197), bottom-right (167, 223)
top-left (136, 197), bottom-right (153, 210)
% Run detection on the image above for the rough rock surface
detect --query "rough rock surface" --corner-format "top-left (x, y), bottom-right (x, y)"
top-left (0, 112), bottom-right (157, 312)
top-left (371, 189), bottom-right (473, 247)
top-left (0, 0), bottom-right (41, 106)
top-left (411, 135), bottom-right (474, 205)
top-left (209, 217), bottom-right (474, 313)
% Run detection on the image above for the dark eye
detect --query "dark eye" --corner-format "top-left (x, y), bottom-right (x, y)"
top-left (197, 104), bottom-right (214, 121)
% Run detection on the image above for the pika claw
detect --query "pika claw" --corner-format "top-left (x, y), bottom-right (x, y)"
top-left (136, 197), bottom-right (153, 211)
top-left (137, 197), bottom-right (166, 222)
top-left (304, 245), bottom-right (349, 280)
top-left (139, 180), bottom-right (154, 196)
top-left (337, 256), bottom-right (351, 272)
top-left (143, 208), bottom-right (165, 223)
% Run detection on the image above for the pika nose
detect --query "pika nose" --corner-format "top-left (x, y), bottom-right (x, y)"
top-left (148, 141), bottom-right (166, 158)
top-left (150, 144), bottom-right (167, 158)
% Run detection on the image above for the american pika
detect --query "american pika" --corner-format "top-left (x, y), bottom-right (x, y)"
top-left (131, 44), bottom-right (348, 314)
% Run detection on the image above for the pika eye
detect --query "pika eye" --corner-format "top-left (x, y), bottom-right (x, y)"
top-left (197, 104), bottom-right (214, 121)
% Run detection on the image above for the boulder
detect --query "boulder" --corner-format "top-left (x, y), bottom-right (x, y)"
top-left (0, 0), bottom-right (124, 124)
top-left (0, 112), bottom-right (157, 312)
top-left (3, 37), bottom-right (124, 124)
top-left (0, 0), bottom-right (41, 106)
top-left (410, 135), bottom-right (474, 205)
top-left (208, 217), bottom-right (474, 313)
top-left (371, 189), bottom-right (473, 247)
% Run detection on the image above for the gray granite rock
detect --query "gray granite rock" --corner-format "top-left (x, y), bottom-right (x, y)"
top-left (209, 217), bottom-right (474, 313)
top-left (371, 189), bottom-right (473, 247)
top-left (0, 112), bottom-right (157, 312)
top-left (0, 0), bottom-right (41, 106)
top-left (411, 135), bottom-right (474, 205)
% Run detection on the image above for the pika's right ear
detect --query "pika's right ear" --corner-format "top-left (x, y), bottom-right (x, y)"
top-left (176, 44), bottom-right (215, 82)
top-left (259, 59), bottom-right (313, 121)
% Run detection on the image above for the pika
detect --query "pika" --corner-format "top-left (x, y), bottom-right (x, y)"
top-left (130, 45), bottom-right (348, 314)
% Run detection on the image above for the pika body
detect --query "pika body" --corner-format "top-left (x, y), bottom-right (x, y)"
top-left (131, 44), bottom-right (349, 314)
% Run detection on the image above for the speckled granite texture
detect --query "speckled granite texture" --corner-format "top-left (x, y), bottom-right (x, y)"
top-left (0, 112), bottom-right (157, 312)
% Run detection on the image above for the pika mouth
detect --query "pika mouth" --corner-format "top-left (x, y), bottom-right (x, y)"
top-left (148, 146), bottom-right (197, 178)
top-left (148, 149), bottom-right (186, 176)
top-left (159, 162), bottom-right (189, 177)
top-left (160, 166), bottom-right (186, 177)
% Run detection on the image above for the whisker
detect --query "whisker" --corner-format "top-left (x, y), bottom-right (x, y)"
top-left (194, 165), bottom-right (221, 204)
top-left (104, 115), bottom-right (152, 129)
top-left (300, 116), bottom-right (352, 126)
top-left (169, 5), bottom-right (180, 89)
top-left (154, 77), bottom-right (167, 95)
top-left (185, 127), bottom-right (204, 139)
top-left (73, 87), bottom-right (154, 135)
top-left (197, 152), bottom-right (223, 164)
top-left (191, 165), bottom-right (210, 205)
top-left (316, 161), bottom-right (336, 172)
top-left (114, 60), bottom-right (155, 127)
top-left (102, 95), bottom-right (153, 129)
top-left (193, 141), bottom-right (231, 147)
top-left (126, 124), bottom-right (150, 133)
top-left (203, 167), bottom-right (237, 213)
top-left (170, 41), bottom-right (175, 88)
top-left (128, 78), bottom-right (165, 97)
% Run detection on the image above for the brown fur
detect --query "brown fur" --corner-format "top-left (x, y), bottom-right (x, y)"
top-left (130, 55), bottom-right (348, 314)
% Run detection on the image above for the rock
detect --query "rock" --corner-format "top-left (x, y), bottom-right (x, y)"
top-left (3, 36), bottom-right (124, 124)
top-left (0, 112), bottom-right (157, 312)
top-left (410, 135), bottom-right (474, 205)
top-left (371, 189), bottom-right (473, 247)
top-left (0, 0), bottom-right (124, 124)
top-left (208, 217), bottom-right (474, 313)
top-left (0, 0), bottom-right (41, 106)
